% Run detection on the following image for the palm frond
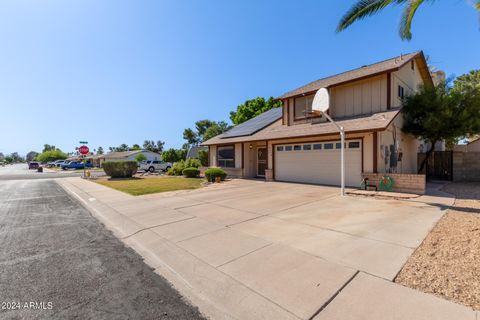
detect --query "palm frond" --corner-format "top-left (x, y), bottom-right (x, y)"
top-left (475, 1), bottom-right (480, 10)
top-left (399, 0), bottom-right (424, 40)
top-left (337, 0), bottom-right (408, 32)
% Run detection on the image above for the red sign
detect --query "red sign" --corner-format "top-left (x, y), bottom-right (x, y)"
top-left (79, 145), bottom-right (89, 155)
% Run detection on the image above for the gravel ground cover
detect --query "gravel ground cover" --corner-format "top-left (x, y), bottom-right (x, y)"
top-left (395, 182), bottom-right (480, 310)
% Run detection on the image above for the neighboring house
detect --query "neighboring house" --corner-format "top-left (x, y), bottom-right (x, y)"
top-left (186, 146), bottom-right (208, 159)
top-left (203, 51), bottom-right (433, 187)
top-left (87, 150), bottom-right (161, 167)
top-left (454, 138), bottom-right (480, 152)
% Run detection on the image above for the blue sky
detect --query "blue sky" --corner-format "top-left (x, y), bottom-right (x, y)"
top-left (0, 0), bottom-right (479, 156)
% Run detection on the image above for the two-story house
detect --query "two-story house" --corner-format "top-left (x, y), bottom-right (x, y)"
top-left (202, 51), bottom-right (433, 187)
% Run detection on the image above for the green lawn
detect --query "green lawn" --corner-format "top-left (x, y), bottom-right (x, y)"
top-left (96, 176), bottom-right (204, 196)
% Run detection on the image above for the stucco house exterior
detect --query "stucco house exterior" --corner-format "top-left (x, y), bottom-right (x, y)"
top-left (87, 150), bottom-right (162, 167)
top-left (454, 138), bottom-right (480, 152)
top-left (202, 51), bottom-right (433, 188)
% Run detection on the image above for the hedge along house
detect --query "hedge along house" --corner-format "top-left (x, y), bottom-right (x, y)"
top-left (202, 52), bottom-right (433, 192)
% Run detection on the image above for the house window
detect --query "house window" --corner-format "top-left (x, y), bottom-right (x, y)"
top-left (313, 144), bottom-right (322, 150)
top-left (348, 141), bottom-right (360, 149)
top-left (276, 146), bottom-right (284, 152)
top-left (217, 145), bottom-right (235, 168)
top-left (398, 85), bottom-right (405, 99)
top-left (285, 145), bottom-right (292, 151)
top-left (335, 142), bottom-right (346, 149)
top-left (294, 94), bottom-right (315, 119)
top-left (303, 144), bottom-right (311, 150)
top-left (411, 61), bottom-right (415, 71)
top-left (324, 143), bottom-right (334, 150)
top-left (293, 145), bottom-right (301, 151)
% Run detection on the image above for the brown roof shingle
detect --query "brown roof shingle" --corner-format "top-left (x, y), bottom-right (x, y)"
top-left (103, 150), bottom-right (144, 159)
top-left (202, 109), bottom-right (400, 145)
top-left (277, 51), bottom-right (430, 100)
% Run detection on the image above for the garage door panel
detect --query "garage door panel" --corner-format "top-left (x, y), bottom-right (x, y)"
top-left (275, 140), bottom-right (362, 187)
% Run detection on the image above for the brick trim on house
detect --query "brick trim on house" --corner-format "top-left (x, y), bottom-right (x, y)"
top-left (361, 173), bottom-right (426, 194)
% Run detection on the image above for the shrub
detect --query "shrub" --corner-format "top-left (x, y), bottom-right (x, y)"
top-left (182, 167), bottom-right (200, 178)
top-left (204, 167), bottom-right (227, 182)
top-left (134, 153), bottom-right (147, 163)
top-left (162, 148), bottom-right (187, 163)
top-left (167, 158), bottom-right (201, 176)
top-left (198, 149), bottom-right (208, 166)
top-left (102, 161), bottom-right (138, 178)
top-left (168, 160), bottom-right (185, 176)
top-left (184, 158), bottom-right (201, 168)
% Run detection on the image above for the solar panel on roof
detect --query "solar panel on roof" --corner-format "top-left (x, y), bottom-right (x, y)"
top-left (221, 108), bottom-right (282, 138)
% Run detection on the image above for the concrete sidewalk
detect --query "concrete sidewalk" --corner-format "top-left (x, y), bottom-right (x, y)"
top-left (58, 177), bottom-right (477, 320)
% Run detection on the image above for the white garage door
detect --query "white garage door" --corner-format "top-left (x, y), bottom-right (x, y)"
top-left (275, 140), bottom-right (362, 187)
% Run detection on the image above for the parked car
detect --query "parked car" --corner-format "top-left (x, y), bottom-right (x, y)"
top-left (61, 161), bottom-right (93, 170)
top-left (28, 162), bottom-right (40, 170)
top-left (54, 160), bottom-right (66, 167)
top-left (139, 160), bottom-right (172, 173)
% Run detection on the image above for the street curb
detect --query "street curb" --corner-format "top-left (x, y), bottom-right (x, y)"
top-left (57, 179), bottom-right (144, 239)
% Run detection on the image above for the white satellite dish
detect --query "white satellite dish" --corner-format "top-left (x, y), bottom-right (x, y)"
top-left (312, 88), bottom-right (330, 113)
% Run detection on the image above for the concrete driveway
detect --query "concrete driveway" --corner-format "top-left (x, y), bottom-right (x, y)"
top-left (140, 179), bottom-right (443, 280)
top-left (59, 178), bottom-right (477, 320)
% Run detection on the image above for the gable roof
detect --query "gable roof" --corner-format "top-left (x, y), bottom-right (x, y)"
top-left (103, 150), bottom-right (157, 159)
top-left (203, 109), bottom-right (400, 145)
top-left (186, 146), bottom-right (208, 159)
top-left (221, 108), bottom-right (283, 139)
top-left (467, 137), bottom-right (480, 145)
top-left (278, 51), bottom-right (432, 100)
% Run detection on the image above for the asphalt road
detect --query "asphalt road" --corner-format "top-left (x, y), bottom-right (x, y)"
top-left (0, 164), bottom-right (98, 181)
top-left (0, 168), bottom-right (205, 319)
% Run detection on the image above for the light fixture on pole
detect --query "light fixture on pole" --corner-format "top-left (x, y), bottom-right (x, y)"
top-left (311, 88), bottom-right (345, 196)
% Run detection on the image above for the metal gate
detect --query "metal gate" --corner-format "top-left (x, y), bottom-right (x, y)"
top-left (417, 151), bottom-right (453, 181)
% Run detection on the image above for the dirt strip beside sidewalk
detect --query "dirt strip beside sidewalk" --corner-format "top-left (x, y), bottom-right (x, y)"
top-left (396, 182), bottom-right (480, 311)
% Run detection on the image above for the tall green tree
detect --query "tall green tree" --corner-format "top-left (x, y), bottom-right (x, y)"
top-left (203, 121), bottom-right (231, 141)
top-left (337, 0), bottom-right (480, 40)
top-left (8, 152), bottom-right (23, 163)
top-left (42, 144), bottom-right (57, 152)
top-left (26, 151), bottom-right (39, 162)
top-left (36, 150), bottom-right (68, 162)
top-left (130, 144), bottom-right (142, 151)
top-left (183, 120), bottom-right (232, 146)
top-left (162, 148), bottom-right (187, 163)
top-left (452, 70), bottom-right (480, 94)
top-left (230, 97), bottom-right (282, 125)
top-left (117, 144), bottom-right (129, 152)
top-left (402, 80), bottom-right (480, 173)
top-left (97, 147), bottom-right (104, 155)
top-left (452, 70), bottom-right (480, 142)
top-left (142, 140), bottom-right (165, 153)
top-left (183, 128), bottom-right (199, 146)
top-left (109, 144), bottom-right (130, 152)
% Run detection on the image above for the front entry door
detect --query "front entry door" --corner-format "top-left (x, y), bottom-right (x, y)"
top-left (257, 148), bottom-right (267, 177)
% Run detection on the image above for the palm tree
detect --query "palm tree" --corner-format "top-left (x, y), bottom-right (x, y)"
top-left (337, 0), bottom-right (480, 40)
